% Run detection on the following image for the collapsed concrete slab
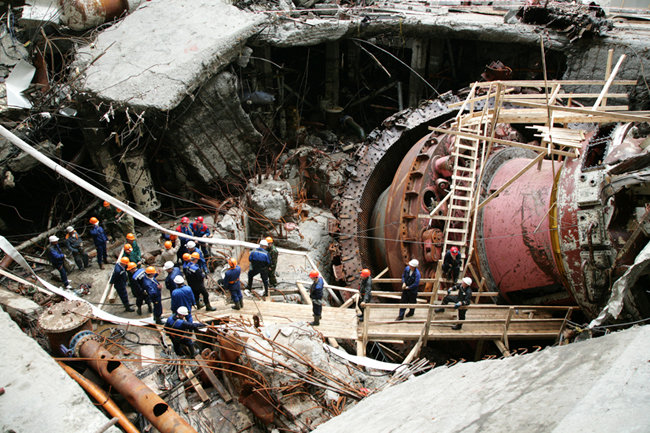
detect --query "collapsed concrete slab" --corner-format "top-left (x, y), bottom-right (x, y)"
top-left (73, 0), bottom-right (269, 110)
top-left (0, 309), bottom-right (121, 433)
top-left (313, 325), bottom-right (650, 433)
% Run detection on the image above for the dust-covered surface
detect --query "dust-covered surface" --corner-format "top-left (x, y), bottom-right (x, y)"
top-left (313, 325), bottom-right (650, 433)
top-left (0, 309), bottom-right (121, 433)
top-left (73, 0), bottom-right (268, 110)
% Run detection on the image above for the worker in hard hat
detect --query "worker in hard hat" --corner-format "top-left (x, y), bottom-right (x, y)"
top-left (123, 243), bottom-right (134, 263)
top-left (142, 266), bottom-right (163, 324)
top-left (396, 259), bottom-right (420, 321)
top-left (110, 256), bottom-right (134, 312)
top-left (97, 201), bottom-right (117, 240)
top-left (163, 261), bottom-right (183, 294)
top-left (435, 277), bottom-right (473, 330)
top-left (126, 262), bottom-right (151, 316)
top-left (442, 246), bottom-right (463, 283)
top-left (64, 226), bottom-right (88, 271)
top-left (171, 275), bottom-right (196, 323)
top-left (114, 208), bottom-right (135, 238)
top-left (181, 252), bottom-right (192, 279)
top-left (159, 240), bottom-right (179, 266)
top-left (357, 269), bottom-right (372, 322)
top-left (89, 217), bottom-right (108, 269)
top-left (190, 216), bottom-right (211, 258)
top-left (186, 252), bottom-right (215, 311)
top-left (164, 306), bottom-right (206, 357)
top-left (246, 239), bottom-right (271, 296)
top-left (175, 217), bottom-right (193, 263)
top-left (186, 241), bottom-right (208, 274)
top-left (265, 236), bottom-right (279, 288)
top-left (125, 233), bottom-right (142, 263)
top-left (308, 270), bottom-right (324, 326)
top-left (219, 257), bottom-right (243, 310)
top-left (47, 235), bottom-right (72, 290)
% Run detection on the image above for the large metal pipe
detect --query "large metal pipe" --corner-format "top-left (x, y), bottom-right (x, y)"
top-left (70, 331), bottom-right (196, 433)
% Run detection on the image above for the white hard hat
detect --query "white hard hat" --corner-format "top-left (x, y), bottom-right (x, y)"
top-left (186, 241), bottom-right (196, 248)
top-left (462, 277), bottom-right (473, 286)
top-left (66, 226), bottom-right (74, 233)
top-left (49, 235), bottom-right (59, 242)
top-left (177, 306), bottom-right (189, 316)
top-left (163, 261), bottom-right (174, 271)
top-left (173, 275), bottom-right (185, 284)
top-left (260, 239), bottom-right (268, 247)
top-left (408, 259), bottom-right (419, 267)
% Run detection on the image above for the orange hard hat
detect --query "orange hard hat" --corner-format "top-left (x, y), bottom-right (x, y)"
top-left (170, 234), bottom-right (177, 242)
top-left (126, 233), bottom-right (135, 241)
top-left (228, 257), bottom-right (237, 268)
top-left (190, 252), bottom-right (200, 260)
top-left (103, 201), bottom-right (110, 207)
top-left (164, 240), bottom-right (172, 249)
top-left (265, 236), bottom-right (273, 243)
top-left (119, 257), bottom-right (130, 265)
top-left (309, 270), bottom-right (319, 278)
top-left (124, 243), bottom-right (133, 252)
top-left (145, 266), bottom-right (156, 275)
top-left (115, 208), bottom-right (122, 213)
top-left (361, 268), bottom-right (371, 278)
top-left (126, 262), bottom-right (137, 271)
top-left (89, 217), bottom-right (98, 224)
top-left (182, 253), bottom-right (191, 261)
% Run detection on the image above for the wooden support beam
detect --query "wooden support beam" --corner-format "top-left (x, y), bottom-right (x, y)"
top-left (602, 49), bottom-right (614, 108)
top-left (340, 293), bottom-right (358, 309)
top-left (195, 355), bottom-right (233, 403)
top-left (182, 366), bottom-right (209, 402)
top-left (474, 339), bottom-right (485, 361)
top-left (375, 267), bottom-right (390, 279)
top-left (503, 307), bottom-right (514, 352)
top-left (493, 339), bottom-right (511, 357)
top-left (296, 282), bottom-right (312, 305)
top-left (556, 308), bottom-right (574, 345)
top-left (477, 152), bottom-right (545, 211)
top-left (593, 54), bottom-right (626, 109)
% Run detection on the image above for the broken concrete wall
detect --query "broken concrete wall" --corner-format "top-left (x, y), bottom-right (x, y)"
top-left (165, 71), bottom-right (262, 186)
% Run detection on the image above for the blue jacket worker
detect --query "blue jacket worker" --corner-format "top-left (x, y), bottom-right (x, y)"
top-left (171, 275), bottom-right (196, 323)
top-left (142, 266), bottom-right (163, 324)
top-left (89, 217), bottom-right (108, 269)
top-left (127, 262), bottom-right (151, 315)
top-left (186, 252), bottom-right (215, 311)
top-left (186, 241), bottom-right (208, 273)
top-left (110, 257), bottom-right (134, 312)
top-left (246, 240), bottom-right (271, 296)
top-left (190, 216), bottom-right (211, 258)
top-left (164, 306), bottom-right (206, 357)
top-left (47, 235), bottom-right (72, 289)
top-left (308, 269), bottom-right (324, 326)
top-left (219, 257), bottom-right (243, 310)
top-left (397, 259), bottom-right (421, 321)
top-left (64, 226), bottom-right (88, 271)
top-left (163, 261), bottom-right (183, 293)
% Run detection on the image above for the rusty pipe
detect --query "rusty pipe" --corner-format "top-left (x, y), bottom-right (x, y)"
top-left (72, 332), bottom-right (197, 433)
top-left (57, 361), bottom-right (140, 433)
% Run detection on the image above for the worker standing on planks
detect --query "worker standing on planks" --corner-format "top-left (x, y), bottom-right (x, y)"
top-left (47, 235), bottom-right (72, 289)
top-left (110, 257), bottom-right (134, 312)
top-left (164, 306), bottom-right (205, 357)
top-left (64, 226), bottom-right (88, 271)
top-left (186, 252), bottom-right (216, 311)
top-left (357, 269), bottom-right (372, 322)
top-left (163, 261), bottom-right (182, 294)
top-left (442, 246), bottom-right (463, 283)
top-left (396, 259), bottom-right (420, 321)
top-left (89, 217), bottom-right (108, 269)
top-left (171, 275), bottom-right (196, 323)
top-left (308, 269), bottom-right (324, 326)
top-left (126, 262), bottom-right (151, 316)
top-left (219, 257), bottom-right (243, 310)
top-left (125, 233), bottom-right (142, 264)
top-left (175, 217), bottom-right (192, 264)
top-left (190, 216), bottom-right (211, 258)
top-left (246, 239), bottom-right (271, 296)
top-left (142, 266), bottom-right (163, 324)
top-left (436, 277), bottom-right (473, 330)
top-left (265, 236), bottom-right (279, 289)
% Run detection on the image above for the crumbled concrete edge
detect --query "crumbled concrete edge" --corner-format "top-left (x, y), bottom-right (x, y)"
top-left (0, 309), bottom-right (121, 433)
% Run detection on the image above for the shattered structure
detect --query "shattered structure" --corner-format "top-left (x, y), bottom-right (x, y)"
top-left (0, 0), bottom-right (649, 431)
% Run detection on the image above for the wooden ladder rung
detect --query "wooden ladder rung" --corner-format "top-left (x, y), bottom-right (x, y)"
top-left (452, 175), bottom-right (475, 182)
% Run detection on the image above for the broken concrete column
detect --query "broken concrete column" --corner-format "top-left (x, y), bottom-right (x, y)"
top-left (166, 71), bottom-right (261, 185)
top-left (408, 38), bottom-right (427, 107)
top-left (122, 152), bottom-right (160, 213)
top-left (325, 41), bottom-right (340, 107)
